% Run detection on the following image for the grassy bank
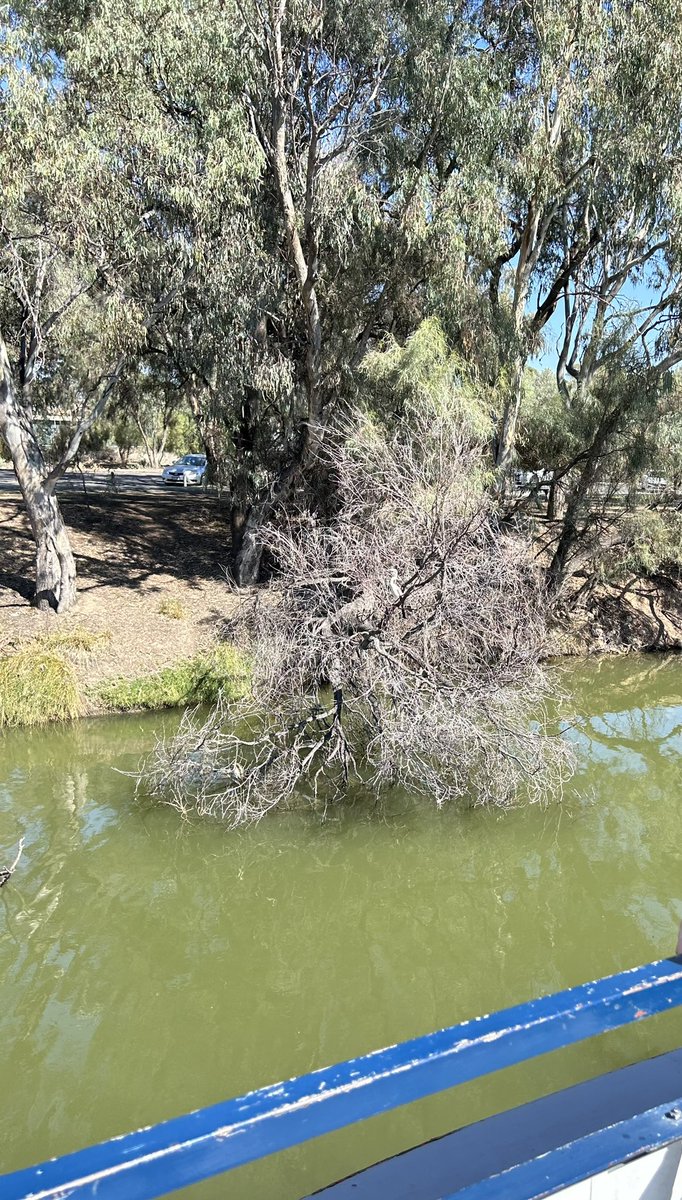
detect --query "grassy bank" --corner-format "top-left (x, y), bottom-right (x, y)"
top-left (0, 632), bottom-right (250, 728)
top-left (97, 644), bottom-right (251, 713)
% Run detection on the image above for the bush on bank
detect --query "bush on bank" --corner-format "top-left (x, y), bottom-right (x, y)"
top-left (0, 634), bottom-right (250, 726)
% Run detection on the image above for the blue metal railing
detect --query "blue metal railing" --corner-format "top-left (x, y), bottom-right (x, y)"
top-left (2, 956), bottom-right (682, 1200)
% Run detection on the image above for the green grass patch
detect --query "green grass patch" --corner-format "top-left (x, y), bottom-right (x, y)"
top-left (97, 644), bottom-right (251, 713)
top-left (158, 598), bottom-right (188, 620)
top-left (0, 645), bottom-right (82, 727)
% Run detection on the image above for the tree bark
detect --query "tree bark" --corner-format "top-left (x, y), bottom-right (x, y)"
top-left (0, 333), bottom-right (77, 612)
top-left (547, 474), bottom-right (570, 521)
top-left (495, 353), bottom-right (525, 478)
top-left (135, 418), bottom-right (157, 468)
top-left (28, 485), bottom-right (77, 612)
top-left (187, 381), bottom-right (225, 489)
top-left (232, 512), bottom-right (262, 586)
top-left (230, 504), bottom-right (247, 562)
top-left (229, 6), bottom-right (332, 585)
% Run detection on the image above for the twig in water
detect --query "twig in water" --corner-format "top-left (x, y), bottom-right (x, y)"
top-left (0, 837), bottom-right (25, 887)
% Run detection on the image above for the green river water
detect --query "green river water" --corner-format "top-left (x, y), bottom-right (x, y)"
top-left (1, 654), bottom-right (681, 1198)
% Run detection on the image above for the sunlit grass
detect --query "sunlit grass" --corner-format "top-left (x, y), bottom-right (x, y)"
top-left (0, 645), bottom-right (82, 727)
top-left (158, 598), bottom-right (188, 620)
top-left (97, 644), bottom-right (251, 713)
top-left (40, 627), bottom-right (112, 656)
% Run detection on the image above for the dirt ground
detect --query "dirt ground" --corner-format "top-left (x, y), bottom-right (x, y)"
top-left (3, 486), bottom-right (681, 700)
top-left (0, 492), bottom-right (239, 686)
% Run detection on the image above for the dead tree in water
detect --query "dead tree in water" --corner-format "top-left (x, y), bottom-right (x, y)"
top-left (144, 411), bottom-right (570, 824)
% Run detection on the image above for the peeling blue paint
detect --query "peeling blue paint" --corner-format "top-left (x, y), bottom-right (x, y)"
top-left (2, 956), bottom-right (681, 1200)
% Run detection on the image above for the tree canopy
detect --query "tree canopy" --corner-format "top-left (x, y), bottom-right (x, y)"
top-left (3, 0), bottom-right (682, 607)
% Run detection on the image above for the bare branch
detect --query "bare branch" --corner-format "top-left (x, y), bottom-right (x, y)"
top-left (141, 409), bottom-right (571, 823)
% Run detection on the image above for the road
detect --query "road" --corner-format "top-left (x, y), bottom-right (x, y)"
top-left (0, 467), bottom-right (214, 500)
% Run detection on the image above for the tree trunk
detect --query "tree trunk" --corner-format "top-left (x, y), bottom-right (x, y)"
top-left (230, 504), bottom-right (247, 564)
top-left (135, 418), bottom-right (157, 468)
top-left (29, 486), bottom-right (77, 612)
top-left (547, 407), bottom-right (622, 591)
top-left (227, 13), bottom-right (326, 586)
top-left (187, 383), bottom-right (225, 490)
top-left (547, 492), bottom-right (582, 591)
top-left (231, 439), bottom-right (306, 586)
top-left (547, 474), bottom-right (569, 521)
top-left (232, 511), bottom-right (262, 586)
top-left (0, 332), bottom-right (78, 612)
top-left (495, 353), bottom-right (525, 479)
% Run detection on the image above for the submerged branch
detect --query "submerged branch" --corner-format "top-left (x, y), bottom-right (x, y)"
top-left (0, 837), bottom-right (25, 887)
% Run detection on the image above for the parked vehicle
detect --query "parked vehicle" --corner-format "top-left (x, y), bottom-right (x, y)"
top-left (514, 468), bottom-right (553, 492)
top-left (642, 474), bottom-right (667, 493)
top-left (161, 454), bottom-right (207, 486)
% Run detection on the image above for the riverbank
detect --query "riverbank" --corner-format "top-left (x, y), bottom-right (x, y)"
top-left (2, 490), bottom-right (681, 727)
top-left (0, 491), bottom-right (249, 726)
top-left (548, 571), bottom-right (682, 657)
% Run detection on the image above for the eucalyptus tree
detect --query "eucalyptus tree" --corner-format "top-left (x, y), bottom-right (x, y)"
top-left (1, 28), bottom-right (128, 609)
top-left (545, 255), bottom-right (682, 587)
top-left (218, 0), bottom-right (410, 582)
top-left (652, 376), bottom-right (682, 494)
top-left (423, 0), bottom-right (682, 480)
top-left (0, 1), bottom-right (254, 609)
top-left (74, 0), bottom-right (408, 585)
top-left (108, 364), bottom-right (191, 468)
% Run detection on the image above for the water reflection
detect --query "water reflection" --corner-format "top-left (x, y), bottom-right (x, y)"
top-left (1, 662), bottom-right (681, 1199)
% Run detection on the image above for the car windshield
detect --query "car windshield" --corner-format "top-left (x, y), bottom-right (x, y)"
top-left (180, 456), bottom-right (205, 467)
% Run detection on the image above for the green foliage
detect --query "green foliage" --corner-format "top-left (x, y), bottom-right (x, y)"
top-left (0, 646), bottom-right (81, 727)
top-left (606, 511), bottom-right (682, 581)
top-left (111, 418), bottom-right (140, 465)
top-left (517, 369), bottom-right (580, 472)
top-left (97, 645), bottom-right (251, 713)
top-left (165, 410), bottom-right (197, 457)
top-left (361, 319), bottom-right (492, 445)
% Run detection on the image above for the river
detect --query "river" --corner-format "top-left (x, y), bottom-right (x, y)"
top-left (1, 654), bottom-right (681, 1198)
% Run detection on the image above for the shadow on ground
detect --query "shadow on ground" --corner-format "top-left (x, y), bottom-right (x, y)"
top-left (0, 495), bottom-right (232, 605)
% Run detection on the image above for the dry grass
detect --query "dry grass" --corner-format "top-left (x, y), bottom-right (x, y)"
top-left (158, 598), bottom-right (188, 620)
top-left (0, 627), bottom-right (113, 727)
top-left (40, 627), bottom-right (112, 657)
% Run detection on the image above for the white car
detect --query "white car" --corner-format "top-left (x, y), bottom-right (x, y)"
top-left (162, 455), bottom-right (207, 486)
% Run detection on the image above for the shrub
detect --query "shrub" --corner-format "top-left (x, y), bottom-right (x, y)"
top-left (594, 510), bottom-right (682, 583)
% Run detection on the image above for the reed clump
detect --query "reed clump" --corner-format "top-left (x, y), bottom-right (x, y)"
top-left (0, 645), bottom-right (81, 727)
